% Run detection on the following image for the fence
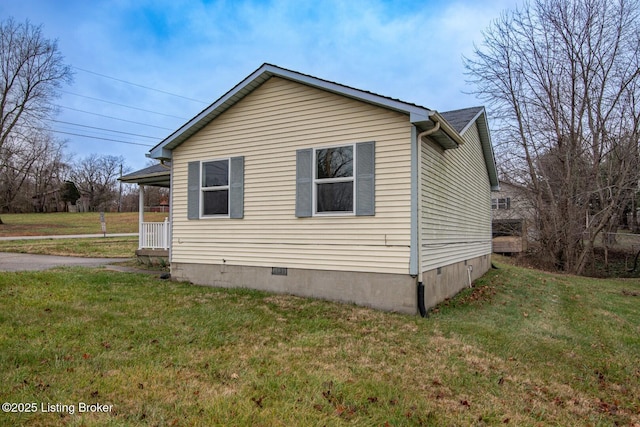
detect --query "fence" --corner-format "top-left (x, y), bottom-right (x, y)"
top-left (139, 218), bottom-right (170, 250)
top-left (591, 231), bottom-right (640, 254)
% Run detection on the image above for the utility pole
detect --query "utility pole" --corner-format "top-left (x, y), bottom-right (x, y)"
top-left (118, 163), bottom-right (123, 212)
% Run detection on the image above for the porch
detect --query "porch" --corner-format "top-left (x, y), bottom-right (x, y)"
top-left (136, 217), bottom-right (170, 265)
top-left (119, 163), bottom-right (172, 264)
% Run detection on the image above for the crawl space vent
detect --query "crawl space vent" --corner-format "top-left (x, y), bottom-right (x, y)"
top-left (271, 267), bottom-right (288, 276)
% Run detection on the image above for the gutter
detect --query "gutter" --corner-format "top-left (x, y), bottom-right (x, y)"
top-left (430, 111), bottom-right (465, 147)
top-left (414, 121), bottom-right (441, 317)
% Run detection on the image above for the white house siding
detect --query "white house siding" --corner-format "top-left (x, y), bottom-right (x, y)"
top-left (170, 77), bottom-right (413, 275)
top-left (420, 121), bottom-right (492, 272)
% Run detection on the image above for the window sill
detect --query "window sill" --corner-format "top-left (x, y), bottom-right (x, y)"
top-left (312, 211), bottom-right (355, 217)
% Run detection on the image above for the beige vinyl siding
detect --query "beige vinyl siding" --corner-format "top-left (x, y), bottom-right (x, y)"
top-left (171, 77), bottom-right (413, 274)
top-left (420, 121), bottom-right (492, 271)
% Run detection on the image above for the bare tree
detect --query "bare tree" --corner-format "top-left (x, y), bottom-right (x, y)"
top-left (30, 137), bottom-right (70, 212)
top-left (0, 18), bottom-right (72, 222)
top-left (465, 0), bottom-right (640, 274)
top-left (71, 154), bottom-right (127, 212)
top-left (0, 129), bottom-right (61, 212)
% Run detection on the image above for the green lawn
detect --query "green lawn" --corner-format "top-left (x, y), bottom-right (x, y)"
top-left (0, 212), bottom-right (167, 237)
top-left (0, 260), bottom-right (638, 426)
top-left (0, 236), bottom-right (138, 258)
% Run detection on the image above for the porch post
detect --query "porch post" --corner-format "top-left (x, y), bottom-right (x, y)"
top-left (163, 217), bottom-right (170, 250)
top-left (138, 184), bottom-right (145, 249)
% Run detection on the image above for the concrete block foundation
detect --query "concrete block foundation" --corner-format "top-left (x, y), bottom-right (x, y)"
top-left (170, 262), bottom-right (418, 314)
top-left (135, 249), bottom-right (169, 267)
top-left (422, 254), bottom-right (491, 310)
top-left (170, 253), bottom-right (491, 315)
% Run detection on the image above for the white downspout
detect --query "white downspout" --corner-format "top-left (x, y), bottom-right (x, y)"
top-left (416, 121), bottom-right (440, 316)
top-left (416, 121), bottom-right (440, 283)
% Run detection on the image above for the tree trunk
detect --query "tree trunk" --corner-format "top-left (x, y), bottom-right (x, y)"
top-left (576, 238), bottom-right (594, 276)
top-left (633, 194), bottom-right (639, 234)
top-left (0, 216), bottom-right (3, 225)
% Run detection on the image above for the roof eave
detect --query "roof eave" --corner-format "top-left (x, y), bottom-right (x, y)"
top-left (119, 171), bottom-right (171, 188)
top-left (471, 108), bottom-right (499, 190)
top-left (149, 63), bottom-right (434, 160)
top-left (412, 112), bottom-right (465, 150)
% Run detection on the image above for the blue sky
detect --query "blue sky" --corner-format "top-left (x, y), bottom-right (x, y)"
top-left (1, 0), bottom-right (521, 171)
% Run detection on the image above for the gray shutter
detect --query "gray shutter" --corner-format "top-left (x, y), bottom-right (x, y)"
top-left (355, 141), bottom-right (375, 216)
top-left (296, 148), bottom-right (313, 217)
top-left (229, 156), bottom-right (244, 219)
top-left (187, 161), bottom-right (200, 220)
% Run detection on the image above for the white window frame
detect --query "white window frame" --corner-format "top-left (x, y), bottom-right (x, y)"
top-left (200, 158), bottom-right (230, 218)
top-left (312, 144), bottom-right (356, 216)
top-left (492, 197), bottom-right (511, 210)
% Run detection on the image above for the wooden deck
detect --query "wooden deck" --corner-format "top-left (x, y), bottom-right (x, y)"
top-left (492, 236), bottom-right (527, 253)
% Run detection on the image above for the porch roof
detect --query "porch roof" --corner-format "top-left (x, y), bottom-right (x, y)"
top-left (119, 163), bottom-right (171, 188)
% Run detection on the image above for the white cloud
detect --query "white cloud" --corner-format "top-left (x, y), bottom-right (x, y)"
top-left (0, 0), bottom-right (522, 170)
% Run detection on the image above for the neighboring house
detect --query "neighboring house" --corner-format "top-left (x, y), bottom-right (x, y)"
top-left (128, 63), bottom-right (499, 315)
top-left (32, 181), bottom-right (82, 213)
top-left (491, 180), bottom-right (536, 253)
top-left (32, 188), bottom-right (65, 213)
top-left (491, 180), bottom-right (533, 222)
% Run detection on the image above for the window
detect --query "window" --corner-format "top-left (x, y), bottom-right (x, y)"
top-left (296, 141), bottom-right (375, 217)
top-left (187, 157), bottom-right (244, 220)
top-left (202, 159), bottom-right (229, 216)
top-left (492, 197), bottom-right (511, 210)
top-left (314, 145), bottom-right (354, 213)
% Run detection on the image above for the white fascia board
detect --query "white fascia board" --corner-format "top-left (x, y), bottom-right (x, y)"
top-left (148, 67), bottom-right (272, 160)
top-left (148, 63), bottom-right (434, 159)
top-left (458, 107), bottom-right (486, 136)
top-left (271, 66), bottom-right (432, 119)
top-left (455, 106), bottom-right (499, 190)
top-left (149, 146), bottom-right (172, 160)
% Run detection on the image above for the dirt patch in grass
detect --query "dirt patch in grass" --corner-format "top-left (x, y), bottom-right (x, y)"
top-left (621, 289), bottom-right (640, 297)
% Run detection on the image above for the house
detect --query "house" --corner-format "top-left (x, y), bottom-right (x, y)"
top-left (127, 63), bottom-right (499, 315)
top-left (32, 188), bottom-right (65, 213)
top-left (491, 180), bottom-right (536, 253)
top-left (491, 180), bottom-right (534, 222)
top-left (32, 181), bottom-right (82, 213)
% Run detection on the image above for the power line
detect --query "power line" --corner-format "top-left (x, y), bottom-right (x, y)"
top-left (73, 66), bottom-right (209, 104)
top-left (49, 119), bottom-right (162, 140)
top-left (52, 68), bottom-right (198, 149)
top-left (58, 105), bottom-right (175, 131)
top-left (49, 129), bottom-right (155, 147)
top-left (61, 90), bottom-right (189, 120)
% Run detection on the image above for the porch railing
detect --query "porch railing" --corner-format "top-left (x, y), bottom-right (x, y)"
top-left (139, 218), bottom-right (170, 250)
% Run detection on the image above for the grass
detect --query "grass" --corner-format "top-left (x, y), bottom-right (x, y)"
top-left (0, 212), bottom-right (162, 258)
top-left (0, 260), bottom-right (638, 426)
top-left (0, 212), bottom-right (168, 237)
top-left (0, 237), bottom-right (138, 258)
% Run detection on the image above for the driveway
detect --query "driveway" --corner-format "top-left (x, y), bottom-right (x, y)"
top-left (0, 252), bottom-right (131, 272)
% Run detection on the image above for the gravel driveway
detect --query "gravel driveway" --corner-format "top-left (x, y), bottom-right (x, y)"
top-left (0, 252), bottom-right (131, 272)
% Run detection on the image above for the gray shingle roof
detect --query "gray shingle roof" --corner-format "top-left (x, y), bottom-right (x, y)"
top-left (440, 107), bottom-right (484, 134)
top-left (119, 162), bottom-right (171, 187)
